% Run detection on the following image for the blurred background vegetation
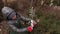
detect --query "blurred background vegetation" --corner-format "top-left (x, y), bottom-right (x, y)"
top-left (0, 0), bottom-right (60, 34)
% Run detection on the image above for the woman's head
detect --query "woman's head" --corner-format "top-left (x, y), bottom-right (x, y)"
top-left (2, 7), bottom-right (17, 20)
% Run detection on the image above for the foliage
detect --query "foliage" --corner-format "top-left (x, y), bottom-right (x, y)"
top-left (35, 11), bottom-right (60, 34)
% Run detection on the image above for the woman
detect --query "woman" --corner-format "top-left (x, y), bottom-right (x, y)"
top-left (2, 5), bottom-right (36, 34)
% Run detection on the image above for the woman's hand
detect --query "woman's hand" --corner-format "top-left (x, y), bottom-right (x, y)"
top-left (30, 20), bottom-right (37, 27)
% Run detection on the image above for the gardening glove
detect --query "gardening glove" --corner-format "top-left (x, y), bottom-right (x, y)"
top-left (27, 26), bottom-right (33, 32)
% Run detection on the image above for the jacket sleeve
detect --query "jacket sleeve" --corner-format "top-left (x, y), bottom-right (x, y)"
top-left (20, 15), bottom-right (31, 22)
top-left (17, 12), bottom-right (31, 22)
top-left (7, 21), bottom-right (27, 32)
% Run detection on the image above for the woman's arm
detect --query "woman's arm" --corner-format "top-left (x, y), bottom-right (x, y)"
top-left (20, 15), bottom-right (31, 22)
top-left (7, 20), bottom-right (27, 32)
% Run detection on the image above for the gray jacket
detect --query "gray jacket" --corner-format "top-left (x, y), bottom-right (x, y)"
top-left (7, 15), bottom-right (31, 32)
